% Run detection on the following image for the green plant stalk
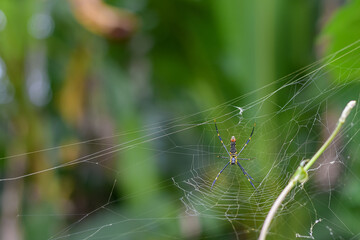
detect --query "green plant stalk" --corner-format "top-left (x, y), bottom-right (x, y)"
top-left (259, 100), bottom-right (356, 240)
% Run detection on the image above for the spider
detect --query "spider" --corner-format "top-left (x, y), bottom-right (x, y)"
top-left (211, 120), bottom-right (257, 190)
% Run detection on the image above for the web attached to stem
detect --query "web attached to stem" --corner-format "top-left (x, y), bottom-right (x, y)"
top-left (2, 40), bottom-right (360, 240)
top-left (171, 40), bottom-right (360, 239)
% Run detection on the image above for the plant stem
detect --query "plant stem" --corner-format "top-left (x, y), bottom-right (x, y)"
top-left (259, 180), bottom-right (296, 240)
top-left (304, 100), bottom-right (356, 171)
top-left (259, 100), bottom-right (356, 240)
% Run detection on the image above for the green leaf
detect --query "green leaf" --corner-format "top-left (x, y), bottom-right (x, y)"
top-left (319, 0), bottom-right (360, 82)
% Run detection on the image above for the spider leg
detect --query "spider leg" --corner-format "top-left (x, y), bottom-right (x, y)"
top-left (214, 120), bottom-right (231, 157)
top-left (237, 158), bottom-right (252, 161)
top-left (237, 162), bottom-right (256, 189)
top-left (217, 155), bottom-right (229, 159)
top-left (237, 122), bottom-right (256, 156)
top-left (211, 162), bottom-right (230, 190)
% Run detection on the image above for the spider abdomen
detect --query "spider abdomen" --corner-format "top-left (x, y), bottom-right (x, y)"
top-left (230, 141), bottom-right (237, 154)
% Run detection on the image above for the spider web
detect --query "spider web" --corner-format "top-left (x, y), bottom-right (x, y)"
top-left (1, 40), bottom-right (360, 240)
top-left (171, 40), bottom-right (360, 239)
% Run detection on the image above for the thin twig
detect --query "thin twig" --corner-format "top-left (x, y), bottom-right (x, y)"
top-left (259, 100), bottom-right (356, 240)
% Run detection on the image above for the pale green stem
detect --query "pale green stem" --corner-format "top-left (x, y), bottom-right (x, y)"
top-left (259, 100), bottom-right (356, 240)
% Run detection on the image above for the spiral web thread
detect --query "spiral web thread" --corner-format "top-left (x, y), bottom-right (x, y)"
top-left (2, 40), bottom-right (360, 239)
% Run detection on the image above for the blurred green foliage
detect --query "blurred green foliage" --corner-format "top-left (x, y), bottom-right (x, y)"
top-left (0, 0), bottom-right (359, 239)
top-left (320, 0), bottom-right (360, 82)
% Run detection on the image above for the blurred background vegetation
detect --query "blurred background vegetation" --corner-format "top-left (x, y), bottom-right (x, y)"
top-left (0, 0), bottom-right (360, 239)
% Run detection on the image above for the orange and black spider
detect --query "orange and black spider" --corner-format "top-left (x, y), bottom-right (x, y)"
top-left (211, 120), bottom-right (257, 190)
